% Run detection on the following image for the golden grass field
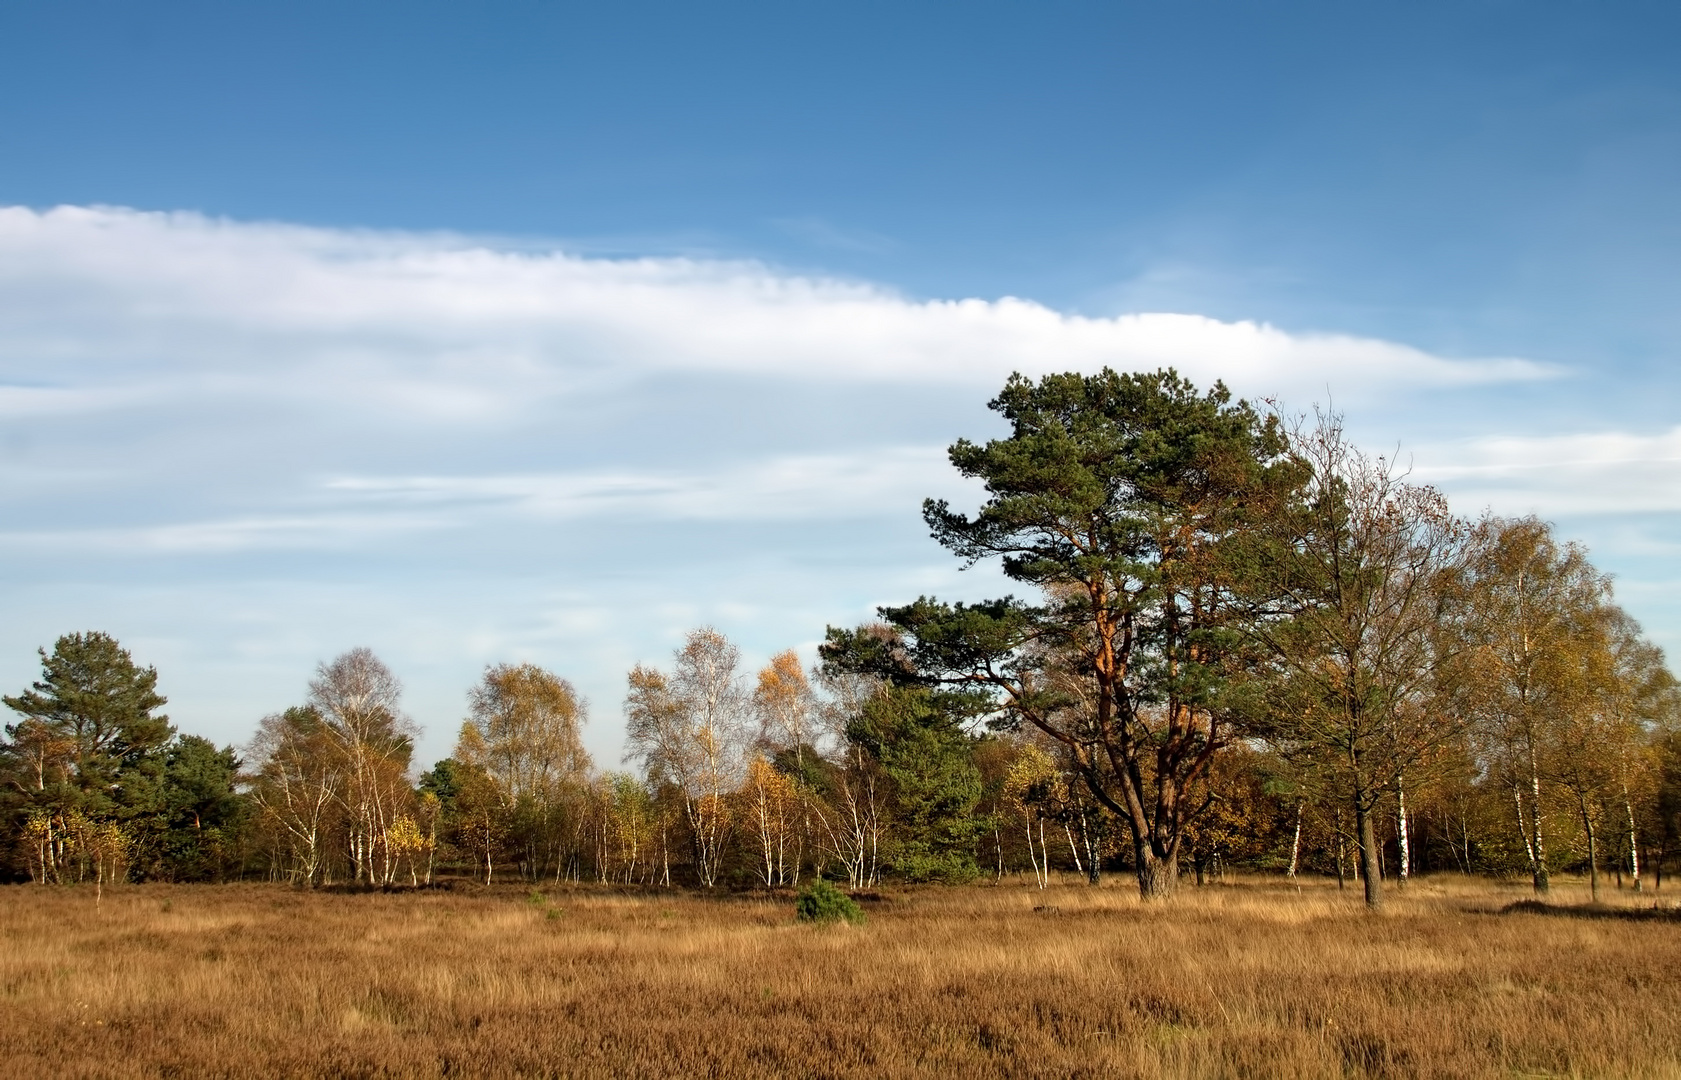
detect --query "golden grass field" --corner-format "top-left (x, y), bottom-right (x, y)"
top-left (2, 874), bottom-right (1679, 1078)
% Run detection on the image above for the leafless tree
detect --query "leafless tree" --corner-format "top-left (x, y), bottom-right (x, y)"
top-left (248, 706), bottom-right (342, 885)
top-left (624, 628), bottom-right (750, 887)
top-left (307, 648), bottom-right (418, 886)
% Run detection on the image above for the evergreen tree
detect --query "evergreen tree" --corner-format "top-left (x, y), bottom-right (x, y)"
top-left (824, 368), bottom-right (1299, 899)
top-left (2, 632), bottom-right (175, 881)
top-left (155, 736), bottom-right (247, 881)
top-left (847, 685), bottom-right (988, 882)
top-left (3, 631), bottom-right (173, 812)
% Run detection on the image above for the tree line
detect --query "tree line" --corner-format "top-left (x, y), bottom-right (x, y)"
top-left (4, 368), bottom-right (1681, 908)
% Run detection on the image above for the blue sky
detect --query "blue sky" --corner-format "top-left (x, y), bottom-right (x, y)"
top-left (2, 1), bottom-right (1680, 767)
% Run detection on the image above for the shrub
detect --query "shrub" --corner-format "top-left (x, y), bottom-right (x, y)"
top-left (893, 850), bottom-right (980, 884)
top-left (795, 879), bottom-right (865, 925)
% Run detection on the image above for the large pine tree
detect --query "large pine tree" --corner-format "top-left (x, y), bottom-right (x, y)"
top-left (824, 368), bottom-right (1300, 899)
top-left (3, 631), bottom-right (173, 815)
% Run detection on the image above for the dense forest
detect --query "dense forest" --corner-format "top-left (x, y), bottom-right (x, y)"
top-left (6, 369), bottom-right (1681, 908)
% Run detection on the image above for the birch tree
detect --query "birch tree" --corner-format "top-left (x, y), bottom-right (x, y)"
top-left (589, 772), bottom-right (660, 884)
top-left (805, 667), bottom-right (886, 888)
top-left (307, 649), bottom-right (418, 885)
top-left (754, 651), bottom-right (820, 766)
top-left (741, 756), bottom-right (800, 886)
top-left (624, 628), bottom-right (749, 887)
top-left (3, 720), bottom-right (75, 883)
top-left (451, 735), bottom-right (509, 885)
top-left (1550, 607), bottom-right (1678, 900)
top-left (248, 706), bottom-right (342, 885)
top-left (1463, 517), bottom-right (1609, 895)
top-left (1250, 411), bottom-right (1472, 909)
top-left (463, 663), bottom-right (593, 878)
top-left (1600, 609), bottom-right (1678, 893)
top-left (752, 651), bottom-right (825, 879)
top-left (1002, 743), bottom-right (1057, 888)
top-left (465, 664), bottom-right (590, 793)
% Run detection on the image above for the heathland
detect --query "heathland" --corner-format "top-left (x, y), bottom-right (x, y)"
top-left (2, 875), bottom-right (1679, 1079)
top-left (8, 369), bottom-right (1681, 1077)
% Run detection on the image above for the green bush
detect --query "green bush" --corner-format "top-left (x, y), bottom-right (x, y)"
top-left (795, 879), bottom-right (865, 925)
top-left (893, 851), bottom-right (981, 885)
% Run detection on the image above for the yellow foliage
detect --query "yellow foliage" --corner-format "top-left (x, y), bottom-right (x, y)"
top-left (386, 816), bottom-right (429, 855)
top-left (1001, 744), bottom-right (1057, 810)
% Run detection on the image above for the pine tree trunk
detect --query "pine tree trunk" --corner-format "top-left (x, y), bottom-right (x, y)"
top-left (1581, 798), bottom-right (1599, 903)
top-left (1356, 793), bottom-right (1383, 910)
top-left (1136, 852), bottom-right (1175, 899)
top-left (1335, 823), bottom-right (1346, 891)
top-left (1080, 808), bottom-right (1100, 885)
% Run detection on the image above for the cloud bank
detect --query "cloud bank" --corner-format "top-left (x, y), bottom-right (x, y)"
top-left (1418, 428), bottom-right (1681, 517)
top-left (2, 204), bottom-right (1647, 765)
top-left (0, 205), bottom-right (1551, 429)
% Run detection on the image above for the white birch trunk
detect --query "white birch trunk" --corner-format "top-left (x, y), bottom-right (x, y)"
top-left (1024, 813), bottom-right (1043, 888)
top-left (1287, 802), bottom-right (1303, 879)
top-left (1625, 789), bottom-right (1643, 892)
top-left (1528, 747), bottom-right (1549, 894)
top-left (1397, 781), bottom-right (1411, 887)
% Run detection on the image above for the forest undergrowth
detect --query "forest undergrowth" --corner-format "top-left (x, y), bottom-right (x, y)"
top-left (2, 874), bottom-right (1679, 1078)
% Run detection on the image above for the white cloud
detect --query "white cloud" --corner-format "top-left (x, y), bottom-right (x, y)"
top-left (325, 446), bottom-right (959, 524)
top-left (0, 448), bottom-right (962, 553)
top-left (0, 203), bottom-right (1603, 759)
top-left (1417, 427), bottom-right (1681, 516)
top-left (0, 205), bottom-right (1554, 425)
top-left (0, 512), bottom-right (453, 554)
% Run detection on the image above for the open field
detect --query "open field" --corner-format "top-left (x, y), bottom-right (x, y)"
top-left (1, 876), bottom-right (1679, 1078)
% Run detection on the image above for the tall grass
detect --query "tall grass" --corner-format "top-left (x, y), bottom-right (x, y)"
top-left (1, 874), bottom-right (1677, 1077)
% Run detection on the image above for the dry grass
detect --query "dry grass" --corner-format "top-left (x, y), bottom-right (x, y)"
top-left (2, 874), bottom-right (1680, 1078)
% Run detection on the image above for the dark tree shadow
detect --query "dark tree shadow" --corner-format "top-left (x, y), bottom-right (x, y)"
top-left (1497, 898), bottom-right (1681, 922)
